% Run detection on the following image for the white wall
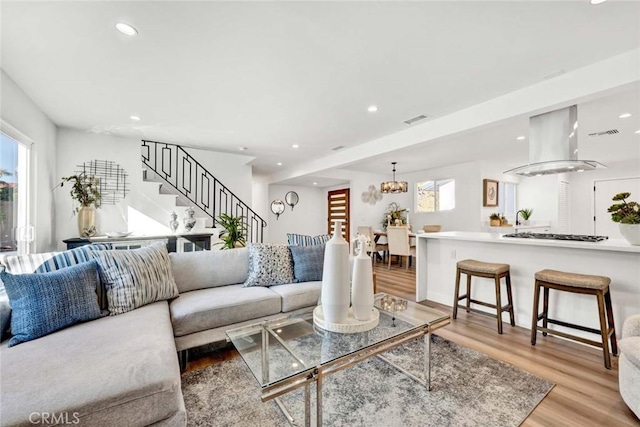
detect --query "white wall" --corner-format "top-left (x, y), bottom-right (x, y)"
top-left (55, 128), bottom-right (255, 248)
top-left (1, 69), bottom-right (58, 252)
top-left (567, 159), bottom-right (640, 235)
top-left (266, 184), bottom-right (325, 244)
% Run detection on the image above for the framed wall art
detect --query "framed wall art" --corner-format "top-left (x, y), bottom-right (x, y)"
top-left (483, 179), bottom-right (499, 207)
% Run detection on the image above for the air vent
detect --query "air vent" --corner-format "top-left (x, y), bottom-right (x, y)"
top-left (587, 129), bottom-right (619, 137)
top-left (331, 145), bottom-right (346, 151)
top-left (403, 114), bottom-right (429, 125)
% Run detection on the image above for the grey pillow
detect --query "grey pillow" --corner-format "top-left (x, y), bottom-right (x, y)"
top-left (243, 243), bottom-right (294, 287)
top-left (169, 248), bottom-right (249, 293)
top-left (290, 244), bottom-right (325, 283)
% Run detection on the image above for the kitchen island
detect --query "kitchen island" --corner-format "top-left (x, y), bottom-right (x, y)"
top-left (416, 232), bottom-right (640, 339)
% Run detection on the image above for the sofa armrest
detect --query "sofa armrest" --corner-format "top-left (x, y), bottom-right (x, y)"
top-left (622, 314), bottom-right (640, 339)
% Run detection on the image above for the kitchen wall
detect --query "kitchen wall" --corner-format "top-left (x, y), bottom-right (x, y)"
top-left (267, 184), bottom-right (325, 244)
top-left (1, 69), bottom-right (58, 252)
top-left (55, 128), bottom-right (253, 248)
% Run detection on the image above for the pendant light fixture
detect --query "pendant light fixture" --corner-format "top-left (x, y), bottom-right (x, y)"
top-left (380, 162), bottom-right (408, 194)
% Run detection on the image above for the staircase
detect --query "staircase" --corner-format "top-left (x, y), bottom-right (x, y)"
top-left (141, 140), bottom-right (266, 243)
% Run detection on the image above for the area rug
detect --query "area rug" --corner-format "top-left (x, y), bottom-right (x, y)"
top-left (181, 335), bottom-right (553, 427)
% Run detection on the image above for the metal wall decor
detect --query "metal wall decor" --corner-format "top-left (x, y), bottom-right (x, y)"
top-left (75, 159), bottom-right (129, 205)
top-left (361, 185), bottom-right (383, 205)
top-left (271, 200), bottom-right (285, 220)
top-left (285, 191), bottom-right (299, 211)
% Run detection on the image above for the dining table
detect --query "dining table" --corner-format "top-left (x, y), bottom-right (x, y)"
top-left (373, 230), bottom-right (418, 264)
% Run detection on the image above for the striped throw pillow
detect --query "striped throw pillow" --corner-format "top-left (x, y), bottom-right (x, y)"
top-left (93, 242), bottom-right (179, 316)
top-left (287, 233), bottom-right (332, 246)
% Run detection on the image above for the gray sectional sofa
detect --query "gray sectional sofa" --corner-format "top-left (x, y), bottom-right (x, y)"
top-left (0, 247), bottom-right (321, 426)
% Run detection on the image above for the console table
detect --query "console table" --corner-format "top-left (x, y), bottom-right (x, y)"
top-left (63, 233), bottom-right (213, 253)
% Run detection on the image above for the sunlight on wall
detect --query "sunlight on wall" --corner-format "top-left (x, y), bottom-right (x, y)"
top-left (127, 206), bottom-right (171, 235)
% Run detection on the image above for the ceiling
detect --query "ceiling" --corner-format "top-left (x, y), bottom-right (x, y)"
top-left (1, 1), bottom-right (639, 179)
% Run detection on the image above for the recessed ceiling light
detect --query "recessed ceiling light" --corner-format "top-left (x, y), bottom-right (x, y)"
top-left (238, 147), bottom-right (248, 151)
top-left (115, 22), bottom-right (138, 36)
top-left (590, 0), bottom-right (607, 4)
top-left (277, 162), bottom-right (283, 166)
top-left (567, 166), bottom-right (575, 170)
top-left (577, 169), bottom-right (585, 173)
top-left (635, 130), bottom-right (640, 134)
top-left (516, 136), bottom-right (526, 140)
top-left (292, 144), bottom-right (299, 149)
top-left (130, 115), bottom-right (140, 121)
top-left (619, 113), bottom-right (632, 119)
top-left (313, 182), bottom-right (318, 186)
top-left (367, 105), bottom-right (378, 113)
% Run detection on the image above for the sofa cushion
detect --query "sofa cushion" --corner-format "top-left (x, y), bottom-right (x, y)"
top-left (169, 248), bottom-right (248, 293)
top-left (0, 301), bottom-right (184, 426)
top-left (170, 284), bottom-right (281, 337)
top-left (269, 281), bottom-right (322, 312)
top-left (94, 242), bottom-right (179, 315)
top-left (2, 260), bottom-right (103, 347)
top-left (243, 243), bottom-right (294, 287)
top-left (290, 244), bottom-right (325, 283)
top-left (619, 336), bottom-right (640, 368)
top-left (287, 233), bottom-right (332, 246)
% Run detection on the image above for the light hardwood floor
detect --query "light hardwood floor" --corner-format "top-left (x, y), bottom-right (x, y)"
top-left (186, 260), bottom-right (639, 426)
top-left (373, 261), bottom-right (639, 427)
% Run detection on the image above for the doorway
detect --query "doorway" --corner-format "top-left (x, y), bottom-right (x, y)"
top-left (327, 189), bottom-right (350, 241)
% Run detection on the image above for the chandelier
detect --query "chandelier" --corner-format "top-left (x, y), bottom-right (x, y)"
top-left (380, 162), bottom-right (408, 194)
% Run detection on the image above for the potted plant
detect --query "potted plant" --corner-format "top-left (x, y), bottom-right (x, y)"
top-left (517, 208), bottom-right (533, 226)
top-left (216, 214), bottom-right (247, 249)
top-left (381, 202), bottom-right (407, 230)
top-left (60, 172), bottom-right (101, 237)
top-left (489, 213), bottom-right (501, 226)
top-left (608, 192), bottom-right (640, 245)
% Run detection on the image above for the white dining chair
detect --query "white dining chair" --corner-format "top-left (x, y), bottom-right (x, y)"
top-left (357, 226), bottom-right (388, 263)
top-left (386, 226), bottom-right (415, 270)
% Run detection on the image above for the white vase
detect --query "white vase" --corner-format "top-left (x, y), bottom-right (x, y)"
top-left (351, 237), bottom-right (374, 321)
top-left (619, 223), bottom-right (640, 245)
top-left (321, 220), bottom-right (351, 324)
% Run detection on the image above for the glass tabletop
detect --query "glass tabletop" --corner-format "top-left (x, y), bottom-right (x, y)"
top-left (225, 293), bottom-right (450, 388)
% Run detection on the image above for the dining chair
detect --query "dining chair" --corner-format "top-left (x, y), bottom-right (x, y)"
top-left (357, 226), bottom-right (388, 263)
top-left (386, 226), bottom-right (416, 270)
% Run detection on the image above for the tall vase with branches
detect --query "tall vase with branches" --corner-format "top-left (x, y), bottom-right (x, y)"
top-left (59, 172), bottom-right (102, 237)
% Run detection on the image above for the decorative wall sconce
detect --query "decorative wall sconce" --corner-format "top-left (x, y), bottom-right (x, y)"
top-left (270, 200), bottom-right (285, 220)
top-left (285, 191), bottom-right (299, 211)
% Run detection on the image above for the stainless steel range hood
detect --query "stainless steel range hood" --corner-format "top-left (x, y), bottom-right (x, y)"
top-left (504, 105), bottom-right (606, 176)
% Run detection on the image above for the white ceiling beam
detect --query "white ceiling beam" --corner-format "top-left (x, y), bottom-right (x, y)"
top-left (266, 48), bottom-right (640, 184)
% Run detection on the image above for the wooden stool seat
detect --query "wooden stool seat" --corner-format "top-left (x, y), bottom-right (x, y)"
top-left (453, 259), bottom-right (515, 334)
top-left (535, 269), bottom-right (610, 290)
top-left (531, 269), bottom-right (617, 369)
top-left (457, 259), bottom-right (510, 275)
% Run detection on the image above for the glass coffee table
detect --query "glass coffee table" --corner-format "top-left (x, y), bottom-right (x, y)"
top-left (226, 293), bottom-right (450, 426)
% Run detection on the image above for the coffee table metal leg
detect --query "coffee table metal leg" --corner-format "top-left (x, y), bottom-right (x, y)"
top-left (317, 374), bottom-right (323, 427)
top-left (424, 332), bottom-right (431, 391)
top-left (261, 327), bottom-right (269, 384)
top-left (275, 397), bottom-right (295, 425)
top-left (303, 383), bottom-right (311, 427)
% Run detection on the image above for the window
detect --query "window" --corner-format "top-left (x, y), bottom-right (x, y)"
top-left (0, 131), bottom-right (31, 254)
top-left (498, 182), bottom-right (517, 217)
top-left (416, 179), bottom-right (455, 213)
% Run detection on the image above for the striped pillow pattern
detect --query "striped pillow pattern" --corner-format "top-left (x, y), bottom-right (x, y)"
top-left (287, 233), bottom-right (332, 247)
top-left (93, 242), bottom-right (179, 316)
top-left (0, 244), bottom-right (110, 274)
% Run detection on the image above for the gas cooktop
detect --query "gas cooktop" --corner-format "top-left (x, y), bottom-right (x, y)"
top-left (503, 233), bottom-right (608, 242)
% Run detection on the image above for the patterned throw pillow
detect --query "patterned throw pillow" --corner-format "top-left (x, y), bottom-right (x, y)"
top-left (0, 244), bottom-right (109, 274)
top-left (93, 242), bottom-right (179, 316)
top-left (289, 244), bottom-right (325, 283)
top-left (287, 233), bottom-right (332, 246)
top-left (1, 260), bottom-right (103, 347)
top-left (243, 243), bottom-right (295, 287)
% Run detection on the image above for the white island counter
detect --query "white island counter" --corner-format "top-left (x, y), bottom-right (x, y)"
top-left (416, 232), bottom-right (640, 338)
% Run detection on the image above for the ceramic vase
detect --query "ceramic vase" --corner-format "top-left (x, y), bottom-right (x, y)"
top-left (351, 236), bottom-right (374, 321)
top-left (169, 212), bottom-right (179, 233)
top-left (619, 223), bottom-right (640, 246)
top-left (321, 220), bottom-right (351, 323)
top-left (183, 207), bottom-right (196, 232)
top-left (77, 206), bottom-right (97, 237)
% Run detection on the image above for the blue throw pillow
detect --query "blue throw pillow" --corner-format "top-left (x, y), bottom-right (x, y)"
top-left (1, 260), bottom-right (103, 347)
top-left (289, 244), bottom-right (325, 283)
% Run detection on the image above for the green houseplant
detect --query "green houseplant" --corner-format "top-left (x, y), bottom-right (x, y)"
top-left (517, 208), bottom-right (533, 225)
top-left (60, 172), bottom-right (102, 237)
top-left (216, 214), bottom-right (247, 249)
top-left (608, 192), bottom-right (640, 245)
top-left (489, 212), bottom-right (501, 226)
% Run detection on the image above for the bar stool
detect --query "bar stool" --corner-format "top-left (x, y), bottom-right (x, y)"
top-left (531, 269), bottom-right (617, 369)
top-left (453, 259), bottom-right (515, 334)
